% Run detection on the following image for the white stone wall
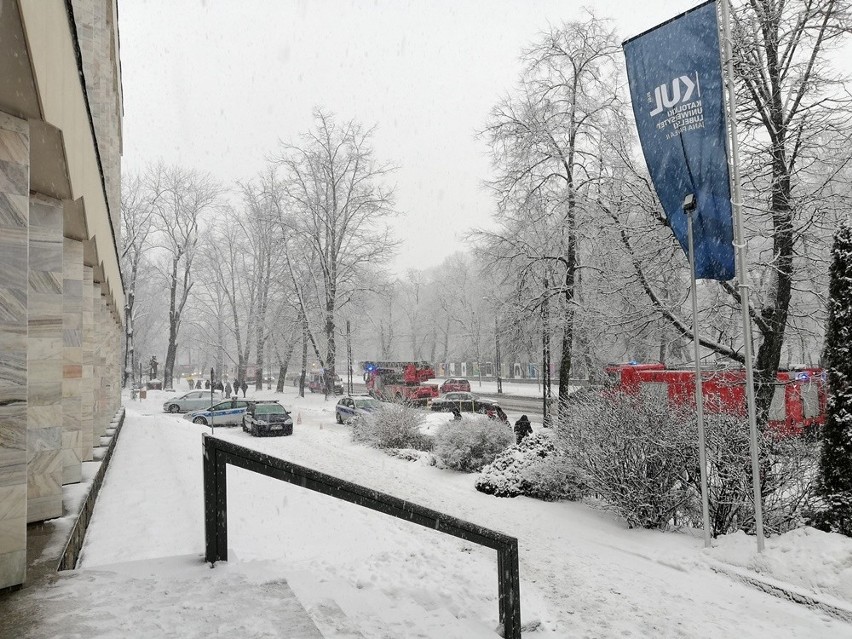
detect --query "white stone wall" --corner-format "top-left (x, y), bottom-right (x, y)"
top-left (0, 111), bottom-right (30, 589)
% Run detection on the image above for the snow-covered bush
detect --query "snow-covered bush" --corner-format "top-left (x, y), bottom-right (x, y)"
top-left (555, 392), bottom-right (695, 530)
top-left (350, 403), bottom-right (432, 451)
top-left (684, 414), bottom-right (821, 537)
top-left (476, 430), bottom-right (584, 500)
top-left (432, 415), bottom-right (514, 472)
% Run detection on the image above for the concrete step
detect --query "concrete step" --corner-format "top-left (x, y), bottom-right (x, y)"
top-left (0, 555), bottom-right (324, 639)
top-left (286, 567), bottom-right (496, 639)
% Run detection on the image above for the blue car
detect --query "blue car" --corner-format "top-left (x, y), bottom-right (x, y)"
top-left (184, 398), bottom-right (250, 426)
top-left (335, 396), bottom-right (382, 424)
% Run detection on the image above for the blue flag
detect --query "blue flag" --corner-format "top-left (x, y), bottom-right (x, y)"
top-left (623, 0), bottom-right (735, 281)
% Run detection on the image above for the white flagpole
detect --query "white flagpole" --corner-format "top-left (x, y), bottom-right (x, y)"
top-left (685, 198), bottom-right (713, 549)
top-left (718, 0), bottom-right (765, 552)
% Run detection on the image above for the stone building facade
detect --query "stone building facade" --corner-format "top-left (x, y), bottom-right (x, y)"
top-left (0, 0), bottom-right (124, 589)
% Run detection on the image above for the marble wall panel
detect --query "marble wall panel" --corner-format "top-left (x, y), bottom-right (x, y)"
top-left (27, 196), bottom-right (64, 522)
top-left (0, 111), bottom-right (29, 589)
top-left (93, 294), bottom-right (105, 437)
top-left (81, 267), bottom-right (94, 462)
top-left (62, 238), bottom-right (83, 483)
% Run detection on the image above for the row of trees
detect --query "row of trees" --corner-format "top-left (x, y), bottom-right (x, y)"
top-left (121, 110), bottom-right (397, 395)
top-left (122, 1), bottom-right (850, 427)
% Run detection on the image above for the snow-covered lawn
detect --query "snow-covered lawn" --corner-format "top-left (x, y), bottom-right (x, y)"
top-left (63, 387), bottom-right (852, 637)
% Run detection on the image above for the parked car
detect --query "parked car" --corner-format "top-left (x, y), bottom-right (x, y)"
top-left (308, 371), bottom-right (344, 395)
top-left (163, 390), bottom-right (223, 413)
top-left (184, 398), bottom-right (250, 426)
top-left (242, 400), bottom-right (293, 437)
top-left (335, 396), bottom-right (382, 424)
top-left (431, 391), bottom-right (476, 413)
top-left (439, 378), bottom-right (471, 393)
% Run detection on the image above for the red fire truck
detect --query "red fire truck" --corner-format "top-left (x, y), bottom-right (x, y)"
top-left (603, 362), bottom-right (827, 437)
top-left (363, 361), bottom-right (440, 406)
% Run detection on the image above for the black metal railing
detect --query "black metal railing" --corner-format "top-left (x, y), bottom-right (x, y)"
top-left (202, 434), bottom-right (521, 638)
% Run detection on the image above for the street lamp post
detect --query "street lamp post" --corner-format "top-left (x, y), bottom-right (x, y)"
top-left (495, 314), bottom-right (502, 394)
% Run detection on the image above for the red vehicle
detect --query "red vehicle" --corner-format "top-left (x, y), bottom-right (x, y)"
top-left (440, 378), bottom-right (471, 393)
top-left (604, 362), bottom-right (826, 437)
top-left (363, 361), bottom-right (440, 406)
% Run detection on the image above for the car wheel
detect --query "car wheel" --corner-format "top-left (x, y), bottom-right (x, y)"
top-left (336, 412), bottom-right (343, 424)
top-left (168, 404), bottom-right (180, 413)
top-left (193, 416), bottom-right (207, 425)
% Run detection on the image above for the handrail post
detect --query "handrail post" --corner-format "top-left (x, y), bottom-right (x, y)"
top-left (203, 435), bottom-right (228, 563)
top-left (498, 540), bottom-right (522, 639)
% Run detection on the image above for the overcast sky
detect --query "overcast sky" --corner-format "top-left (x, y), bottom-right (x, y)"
top-left (118, 0), bottom-right (714, 273)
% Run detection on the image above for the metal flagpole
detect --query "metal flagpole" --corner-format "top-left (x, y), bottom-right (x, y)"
top-left (719, 0), bottom-right (764, 552)
top-left (685, 194), bottom-right (712, 548)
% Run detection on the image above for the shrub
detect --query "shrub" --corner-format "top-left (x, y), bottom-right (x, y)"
top-left (555, 392), bottom-right (695, 530)
top-left (683, 413), bottom-right (821, 537)
top-left (432, 415), bottom-right (514, 472)
top-left (476, 430), bottom-right (585, 500)
top-left (350, 403), bottom-right (432, 451)
top-left (556, 391), bottom-right (821, 535)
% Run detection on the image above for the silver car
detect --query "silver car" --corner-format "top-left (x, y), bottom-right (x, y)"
top-left (163, 390), bottom-right (223, 413)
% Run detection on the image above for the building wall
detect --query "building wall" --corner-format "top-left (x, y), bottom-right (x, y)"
top-left (0, 0), bottom-right (123, 589)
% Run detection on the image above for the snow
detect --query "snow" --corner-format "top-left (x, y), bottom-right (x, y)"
top-left (35, 386), bottom-right (852, 637)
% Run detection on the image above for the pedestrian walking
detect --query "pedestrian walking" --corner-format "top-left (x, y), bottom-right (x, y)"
top-left (224, 381), bottom-right (232, 397)
top-left (514, 414), bottom-right (532, 445)
top-left (240, 380), bottom-right (248, 397)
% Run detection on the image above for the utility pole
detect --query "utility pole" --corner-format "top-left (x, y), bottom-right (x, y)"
top-left (346, 320), bottom-right (354, 396)
top-left (542, 278), bottom-right (551, 425)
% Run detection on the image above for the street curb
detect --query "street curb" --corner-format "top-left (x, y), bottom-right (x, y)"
top-left (58, 407), bottom-right (126, 571)
top-left (710, 562), bottom-right (852, 623)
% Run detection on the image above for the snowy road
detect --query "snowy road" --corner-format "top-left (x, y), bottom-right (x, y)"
top-left (76, 388), bottom-right (852, 638)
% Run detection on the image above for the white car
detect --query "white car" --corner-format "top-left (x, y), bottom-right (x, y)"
top-left (163, 390), bottom-right (223, 413)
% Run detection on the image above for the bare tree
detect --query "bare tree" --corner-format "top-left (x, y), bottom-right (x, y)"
top-left (120, 173), bottom-right (155, 387)
top-left (730, 0), bottom-right (852, 419)
top-left (274, 109), bottom-right (398, 395)
top-left (148, 164), bottom-right (220, 389)
top-left (479, 16), bottom-right (620, 403)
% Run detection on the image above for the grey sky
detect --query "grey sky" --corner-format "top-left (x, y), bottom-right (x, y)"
top-left (118, 0), bottom-right (710, 273)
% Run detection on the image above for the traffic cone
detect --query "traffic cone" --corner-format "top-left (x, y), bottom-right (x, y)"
top-left (297, 412), bottom-right (302, 424)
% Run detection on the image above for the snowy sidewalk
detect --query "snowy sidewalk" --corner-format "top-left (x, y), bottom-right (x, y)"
top-left (3, 388), bottom-right (852, 638)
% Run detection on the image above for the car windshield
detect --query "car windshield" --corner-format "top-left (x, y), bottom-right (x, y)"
top-left (354, 399), bottom-right (380, 409)
top-left (255, 404), bottom-right (286, 415)
top-left (210, 402), bottom-right (229, 411)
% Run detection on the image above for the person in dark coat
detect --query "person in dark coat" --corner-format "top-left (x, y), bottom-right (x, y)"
top-left (240, 380), bottom-right (248, 397)
top-left (195, 380), bottom-right (202, 389)
top-left (204, 380), bottom-right (210, 389)
top-left (514, 415), bottom-right (532, 444)
top-left (224, 381), bottom-right (232, 397)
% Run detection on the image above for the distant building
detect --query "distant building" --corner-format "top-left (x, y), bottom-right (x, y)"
top-left (0, 1), bottom-right (124, 589)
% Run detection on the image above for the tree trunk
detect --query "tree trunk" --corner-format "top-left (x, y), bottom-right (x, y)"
top-left (299, 314), bottom-right (308, 397)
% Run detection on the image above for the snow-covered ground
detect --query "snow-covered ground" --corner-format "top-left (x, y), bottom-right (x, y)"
top-left (43, 386), bottom-right (852, 637)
